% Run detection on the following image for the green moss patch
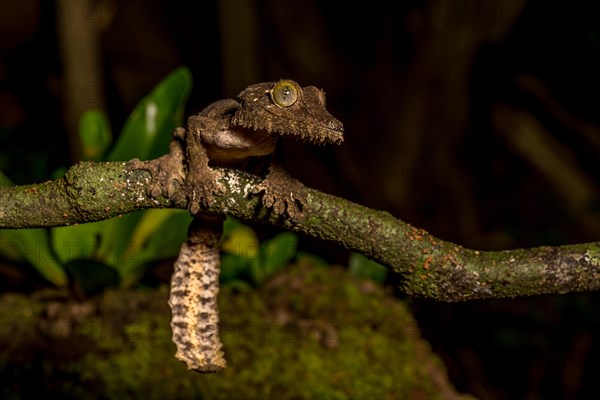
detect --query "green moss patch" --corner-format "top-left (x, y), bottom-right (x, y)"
top-left (0, 261), bottom-right (470, 399)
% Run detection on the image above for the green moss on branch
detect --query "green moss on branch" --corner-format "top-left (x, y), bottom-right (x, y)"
top-left (1, 157), bottom-right (599, 301)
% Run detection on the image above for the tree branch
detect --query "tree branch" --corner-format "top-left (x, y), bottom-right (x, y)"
top-left (1, 153), bottom-right (599, 301)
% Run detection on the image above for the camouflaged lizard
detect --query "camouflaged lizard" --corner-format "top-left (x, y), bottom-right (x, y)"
top-left (168, 79), bottom-right (343, 372)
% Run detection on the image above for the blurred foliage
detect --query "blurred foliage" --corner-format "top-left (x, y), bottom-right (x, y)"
top-left (0, 66), bottom-right (382, 296)
top-left (220, 217), bottom-right (298, 287)
top-left (348, 252), bottom-right (388, 284)
top-left (0, 67), bottom-right (193, 292)
top-left (221, 219), bottom-right (390, 287)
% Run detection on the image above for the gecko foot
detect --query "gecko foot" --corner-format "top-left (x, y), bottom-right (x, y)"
top-left (186, 168), bottom-right (225, 215)
top-left (127, 132), bottom-right (186, 202)
top-left (254, 166), bottom-right (306, 220)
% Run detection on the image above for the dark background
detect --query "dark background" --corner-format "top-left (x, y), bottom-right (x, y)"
top-left (1, 1), bottom-right (600, 398)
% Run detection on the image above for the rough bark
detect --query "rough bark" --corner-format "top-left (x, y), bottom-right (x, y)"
top-left (1, 151), bottom-right (599, 302)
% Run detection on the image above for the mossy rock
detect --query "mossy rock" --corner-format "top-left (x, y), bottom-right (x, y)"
top-left (0, 260), bottom-right (472, 399)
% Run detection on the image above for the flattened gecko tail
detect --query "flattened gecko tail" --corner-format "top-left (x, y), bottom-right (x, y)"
top-left (169, 216), bottom-right (226, 373)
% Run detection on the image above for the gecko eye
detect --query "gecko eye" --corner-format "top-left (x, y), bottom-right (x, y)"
top-left (270, 80), bottom-right (300, 107)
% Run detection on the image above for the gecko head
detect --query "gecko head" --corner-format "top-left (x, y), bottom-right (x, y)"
top-left (231, 79), bottom-right (344, 145)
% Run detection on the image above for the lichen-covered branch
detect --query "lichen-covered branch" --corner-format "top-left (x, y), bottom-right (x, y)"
top-left (1, 154), bottom-right (599, 301)
top-left (0, 158), bottom-right (176, 228)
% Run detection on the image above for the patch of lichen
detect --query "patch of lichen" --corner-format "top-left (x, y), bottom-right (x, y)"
top-left (0, 261), bottom-right (471, 399)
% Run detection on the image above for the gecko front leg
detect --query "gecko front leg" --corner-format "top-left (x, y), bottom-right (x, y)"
top-left (254, 162), bottom-right (307, 220)
top-left (185, 115), bottom-right (226, 214)
top-left (127, 127), bottom-right (187, 202)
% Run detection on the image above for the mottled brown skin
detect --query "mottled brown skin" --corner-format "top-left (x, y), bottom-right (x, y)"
top-left (169, 214), bottom-right (226, 372)
top-left (168, 79), bottom-right (343, 373)
top-left (183, 79), bottom-right (344, 217)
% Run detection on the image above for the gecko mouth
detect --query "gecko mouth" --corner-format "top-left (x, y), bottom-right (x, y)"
top-left (286, 122), bottom-right (344, 145)
top-left (231, 113), bottom-right (344, 146)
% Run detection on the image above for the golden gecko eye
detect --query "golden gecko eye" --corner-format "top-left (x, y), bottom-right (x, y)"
top-left (270, 80), bottom-right (300, 107)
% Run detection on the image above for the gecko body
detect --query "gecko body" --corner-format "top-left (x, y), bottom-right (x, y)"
top-left (169, 79), bottom-right (343, 372)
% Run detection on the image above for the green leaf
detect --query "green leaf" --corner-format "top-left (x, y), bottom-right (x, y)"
top-left (64, 259), bottom-right (120, 296)
top-left (86, 67), bottom-right (192, 285)
top-left (50, 212), bottom-right (145, 273)
top-left (348, 252), bottom-right (388, 284)
top-left (260, 232), bottom-right (298, 273)
top-left (0, 68), bottom-right (193, 292)
top-left (0, 229), bottom-right (67, 287)
top-left (221, 217), bottom-right (259, 259)
top-left (129, 209), bottom-right (190, 252)
top-left (99, 212), bottom-right (145, 266)
top-left (0, 169), bottom-right (13, 186)
top-left (252, 232), bottom-right (298, 284)
top-left (220, 253), bottom-right (252, 284)
top-left (220, 217), bottom-right (262, 285)
top-left (50, 167), bottom-right (67, 180)
top-left (80, 110), bottom-right (112, 161)
top-left (51, 223), bottom-right (103, 263)
top-left (106, 67), bottom-right (192, 161)
top-left (0, 171), bottom-right (67, 286)
top-left (96, 212), bottom-right (146, 281)
top-left (117, 210), bottom-right (192, 287)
